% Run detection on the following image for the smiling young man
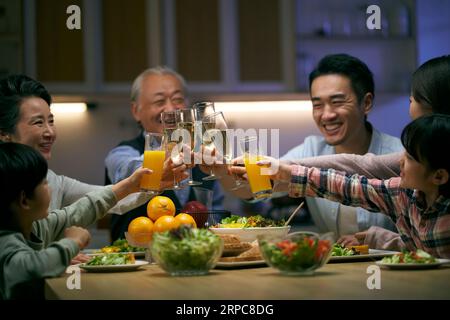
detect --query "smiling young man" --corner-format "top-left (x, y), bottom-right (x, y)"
top-left (280, 54), bottom-right (403, 235)
top-left (105, 66), bottom-right (224, 241)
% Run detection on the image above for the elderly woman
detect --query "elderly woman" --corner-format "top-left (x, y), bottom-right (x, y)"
top-left (0, 74), bottom-right (186, 261)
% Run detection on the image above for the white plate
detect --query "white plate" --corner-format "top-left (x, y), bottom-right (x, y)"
top-left (376, 258), bottom-right (450, 270)
top-left (215, 260), bottom-right (267, 268)
top-left (81, 249), bottom-right (146, 258)
top-left (79, 260), bottom-right (149, 272)
top-left (329, 249), bottom-right (399, 262)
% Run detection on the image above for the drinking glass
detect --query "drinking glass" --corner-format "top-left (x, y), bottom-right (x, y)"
top-left (140, 132), bottom-right (165, 195)
top-left (201, 112), bottom-right (229, 180)
top-left (161, 111), bottom-right (184, 190)
top-left (192, 101), bottom-right (215, 160)
top-left (177, 109), bottom-right (202, 186)
top-left (239, 135), bottom-right (273, 199)
top-left (192, 101), bottom-right (216, 120)
top-left (201, 112), bottom-right (244, 189)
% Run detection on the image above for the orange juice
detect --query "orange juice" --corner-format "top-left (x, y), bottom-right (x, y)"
top-left (244, 155), bottom-right (272, 199)
top-left (140, 150), bottom-right (166, 191)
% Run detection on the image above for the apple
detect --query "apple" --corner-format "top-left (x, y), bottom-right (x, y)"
top-left (182, 201), bottom-right (208, 213)
top-left (182, 201), bottom-right (209, 228)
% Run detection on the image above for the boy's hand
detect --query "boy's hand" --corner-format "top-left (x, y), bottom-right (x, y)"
top-left (65, 226), bottom-right (91, 249)
top-left (112, 167), bottom-right (152, 200)
top-left (70, 253), bottom-right (91, 265)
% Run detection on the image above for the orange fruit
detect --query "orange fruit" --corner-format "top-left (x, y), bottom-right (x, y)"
top-left (153, 215), bottom-right (181, 233)
top-left (127, 216), bottom-right (153, 244)
top-left (147, 196), bottom-right (176, 222)
top-left (175, 213), bottom-right (197, 228)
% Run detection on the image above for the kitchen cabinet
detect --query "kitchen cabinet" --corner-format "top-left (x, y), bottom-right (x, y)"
top-left (0, 0), bottom-right (23, 79)
top-left (295, 0), bottom-right (416, 93)
top-left (20, 0), bottom-right (295, 94)
top-left (16, 0), bottom-right (416, 95)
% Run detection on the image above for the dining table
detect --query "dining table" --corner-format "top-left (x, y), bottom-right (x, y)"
top-left (45, 260), bottom-right (450, 300)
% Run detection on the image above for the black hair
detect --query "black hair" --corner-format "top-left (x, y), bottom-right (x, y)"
top-left (0, 142), bottom-right (48, 228)
top-left (401, 114), bottom-right (450, 197)
top-left (309, 53), bottom-right (375, 104)
top-left (411, 55), bottom-right (450, 115)
top-left (0, 74), bottom-right (52, 135)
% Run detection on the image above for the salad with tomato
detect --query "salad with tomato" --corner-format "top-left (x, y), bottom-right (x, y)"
top-left (259, 234), bottom-right (332, 273)
top-left (381, 249), bottom-right (437, 264)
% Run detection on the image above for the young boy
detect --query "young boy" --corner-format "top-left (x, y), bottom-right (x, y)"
top-left (248, 114), bottom-right (450, 258)
top-left (0, 143), bottom-right (151, 299)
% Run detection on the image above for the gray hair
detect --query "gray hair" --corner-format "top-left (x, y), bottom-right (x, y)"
top-left (130, 66), bottom-right (187, 102)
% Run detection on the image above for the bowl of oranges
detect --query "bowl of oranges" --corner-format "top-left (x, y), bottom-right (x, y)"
top-left (126, 196), bottom-right (198, 248)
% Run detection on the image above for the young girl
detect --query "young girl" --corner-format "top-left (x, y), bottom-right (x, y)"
top-left (0, 142), bottom-right (150, 300)
top-left (257, 114), bottom-right (450, 258)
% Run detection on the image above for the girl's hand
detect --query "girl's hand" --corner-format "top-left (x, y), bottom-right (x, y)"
top-left (255, 157), bottom-right (293, 182)
top-left (336, 231), bottom-right (368, 247)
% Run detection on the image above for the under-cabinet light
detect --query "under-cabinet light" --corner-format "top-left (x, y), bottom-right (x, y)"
top-left (51, 103), bottom-right (87, 113)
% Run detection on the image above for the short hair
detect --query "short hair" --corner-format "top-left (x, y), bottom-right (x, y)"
top-left (0, 74), bottom-right (52, 135)
top-left (401, 114), bottom-right (450, 197)
top-left (130, 66), bottom-right (187, 103)
top-left (0, 142), bottom-right (48, 228)
top-left (411, 55), bottom-right (450, 115)
top-left (309, 54), bottom-right (375, 104)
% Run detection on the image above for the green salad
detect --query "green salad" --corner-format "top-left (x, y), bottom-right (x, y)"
top-left (86, 253), bottom-right (135, 266)
top-left (151, 225), bottom-right (223, 273)
top-left (98, 238), bottom-right (145, 253)
top-left (332, 244), bottom-right (356, 256)
top-left (217, 214), bottom-right (285, 228)
top-left (381, 249), bottom-right (437, 264)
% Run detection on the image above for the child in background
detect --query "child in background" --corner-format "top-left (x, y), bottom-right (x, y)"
top-left (244, 114), bottom-right (450, 258)
top-left (0, 142), bottom-right (150, 300)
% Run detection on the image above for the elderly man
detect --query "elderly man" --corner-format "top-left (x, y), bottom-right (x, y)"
top-left (105, 66), bottom-right (224, 241)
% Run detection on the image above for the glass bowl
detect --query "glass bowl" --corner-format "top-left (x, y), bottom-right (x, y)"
top-left (257, 231), bottom-right (334, 276)
top-left (150, 226), bottom-right (223, 276)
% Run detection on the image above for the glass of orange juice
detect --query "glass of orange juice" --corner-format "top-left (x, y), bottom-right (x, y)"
top-left (240, 136), bottom-right (272, 199)
top-left (140, 132), bottom-right (166, 194)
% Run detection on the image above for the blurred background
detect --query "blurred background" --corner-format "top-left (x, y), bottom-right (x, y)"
top-left (1, 0), bottom-right (449, 245)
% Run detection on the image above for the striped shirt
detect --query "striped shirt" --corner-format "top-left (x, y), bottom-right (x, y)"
top-left (289, 166), bottom-right (450, 258)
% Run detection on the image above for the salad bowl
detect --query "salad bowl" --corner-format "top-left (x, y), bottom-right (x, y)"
top-left (209, 214), bottom-right (290, 242)
top-left (258, 231), bottom-right (334, 276)
top-left (150, 225), bottom-right (223, 276)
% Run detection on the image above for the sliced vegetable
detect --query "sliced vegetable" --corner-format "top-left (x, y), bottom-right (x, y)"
top-left (381, 249), bottom-right (437, 264)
